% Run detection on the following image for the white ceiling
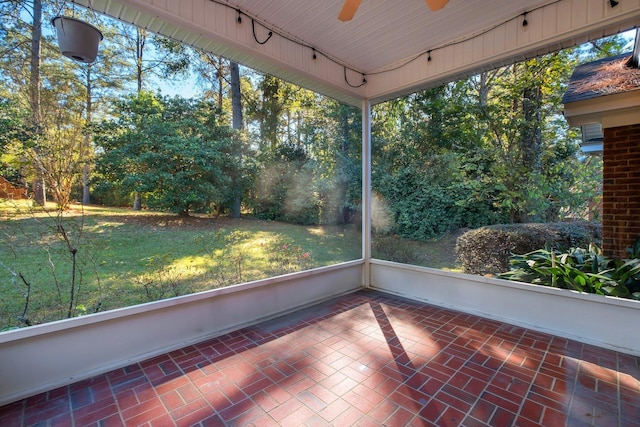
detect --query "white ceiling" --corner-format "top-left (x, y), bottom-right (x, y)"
top-left (77, 0), bottom-right (640, 106)
top-left (235, 0), bottom-right (546, 73)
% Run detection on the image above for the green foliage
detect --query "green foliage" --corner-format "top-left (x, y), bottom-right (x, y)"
top-left (498, 245), bottom-right (640, 300)
top-left (248, 93), bottom-right (362, 226)
top-left (626, 236), bottom-right (640, 259)
top-left (456, 222), bottom-right (601, 275)
top-left (0, 98), bottom-right (37, 151)
top-left (374, 149), bottom-right (503, 241)
top-left (0, 98), bottom-right (34, 186)
top-left (93, 93), bottom-right (235, 215)
top-left (253, 148), bottom-right (322, 225)
top-left (393, 184), bottom-right (458, 240)
top-left (372, 48), bottom-right (604, 235)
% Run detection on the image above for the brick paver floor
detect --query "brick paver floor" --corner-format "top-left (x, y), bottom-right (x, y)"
top-left (1, 290), bottom-right (639, 426)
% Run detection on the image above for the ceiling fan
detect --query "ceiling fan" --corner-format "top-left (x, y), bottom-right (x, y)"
top-left (339, 0), bottom-right (449, 21)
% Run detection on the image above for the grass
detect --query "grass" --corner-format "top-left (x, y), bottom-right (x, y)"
top-left (0, 202), bottom-right (460, 330)
top-left (372, 232), bottom-right (463, 271)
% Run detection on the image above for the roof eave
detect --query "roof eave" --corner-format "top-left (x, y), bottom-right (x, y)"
top-left (563, 89), bottom-right (640, 128)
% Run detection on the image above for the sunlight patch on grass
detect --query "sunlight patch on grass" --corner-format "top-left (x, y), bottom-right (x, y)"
top-left (306, 226), bottom-right (326, 236)
top-left (0, 206), bottom-right (363, 329)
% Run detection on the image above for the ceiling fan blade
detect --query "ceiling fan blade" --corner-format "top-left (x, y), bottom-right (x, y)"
top-left (425, 0), bottom-right (449, 11)
top-left (338, 0), bottom-right (362, 21)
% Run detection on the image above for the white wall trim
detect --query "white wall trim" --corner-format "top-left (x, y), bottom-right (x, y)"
top-left (370, 259), bottom-right (640, 357)
top-left (362, 99), bottom-right (372, 288)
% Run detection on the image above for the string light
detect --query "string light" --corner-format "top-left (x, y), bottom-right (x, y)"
top-left (367, 0), bottom-right (562, 76)
top-left (203, 0), bottom-right (568, 85)
top-left (201, 0), bottom-right (362, 85)
top-left (84, 0), bottom-right (570, 87)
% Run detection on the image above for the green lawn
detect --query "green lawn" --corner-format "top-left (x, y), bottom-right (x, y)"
top-left (0, 202), bottom-right (460, 330)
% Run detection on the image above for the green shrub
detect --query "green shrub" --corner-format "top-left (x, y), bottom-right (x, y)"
top-left (393, 186), bottom-right (459, 241)
top-left (498, 245), bottom-right (640, 300)
top-left (456, 222), bottom-right (601, 275)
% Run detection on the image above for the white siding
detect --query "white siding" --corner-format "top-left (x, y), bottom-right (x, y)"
top-left (71, 0), bottom-right (640, 106)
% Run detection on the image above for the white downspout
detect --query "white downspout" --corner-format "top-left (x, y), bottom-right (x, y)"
top-left (362, 99), bottom-right (372, 288)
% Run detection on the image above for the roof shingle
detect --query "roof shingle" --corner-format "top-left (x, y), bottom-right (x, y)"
top-left (562, 54), bottom-right (640, 104)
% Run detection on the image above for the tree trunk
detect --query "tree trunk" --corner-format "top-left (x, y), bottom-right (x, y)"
top-left (521, 85), bottom-right (543, 170)
top-left (217, 57), bottom-right (224, 110)
top-left (30, 0), bottom-right (45, 206)
top-left (136, 28), bottom-right (145, 94)
top-left (230, 61), bottom-right (242, 218)
top-left (132, 28), bottom-right (146, 210)
top-left (133, 192), bottom-right (141, 210)
top-left (82, 65), bottom-right (93, 205)
top-left (478, 72), bottom-right (489, 108)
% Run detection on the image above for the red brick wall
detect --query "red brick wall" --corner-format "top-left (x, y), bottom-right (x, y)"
top-left (602, 124), bottom-right (640, 258)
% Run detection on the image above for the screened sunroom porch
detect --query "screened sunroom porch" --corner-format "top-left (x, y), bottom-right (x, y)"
top-left (1, 0), bottom-right (640, 425)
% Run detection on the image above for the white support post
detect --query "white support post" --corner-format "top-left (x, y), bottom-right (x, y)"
top-left (362, 99), bottom-right (372, 288)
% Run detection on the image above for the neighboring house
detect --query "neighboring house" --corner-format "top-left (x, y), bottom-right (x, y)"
top-left (0, 176), bottom-right (27, 200)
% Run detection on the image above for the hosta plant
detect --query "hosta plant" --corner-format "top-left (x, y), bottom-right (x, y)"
top-left (498, 244), bottom-right (640, 300)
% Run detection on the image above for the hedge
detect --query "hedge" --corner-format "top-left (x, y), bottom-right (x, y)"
top-left (456, 222), bottom-right (602, 275)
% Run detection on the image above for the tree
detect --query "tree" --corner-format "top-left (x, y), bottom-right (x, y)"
top-left (72, 12), bottom-right (130, 205)
top-left (0, 97), bottom-right (36, 188)
top-left (116, 25), bottom-right (191, 210)
top-left (94, 93), bottom-right (233, 216)
top-left (368, 34), bottom-right (628, 240)
top-left (29, 0), bottom-right (45, 204)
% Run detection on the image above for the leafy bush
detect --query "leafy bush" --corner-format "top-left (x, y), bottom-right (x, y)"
top-left (374, 154), bottom-right (504, 241)
top-left (393, 186), bottom-right (459, 240)
top-left (456, 222), bottom-right (601, 275)
top-left (498, 245), bottom-right (640, 300)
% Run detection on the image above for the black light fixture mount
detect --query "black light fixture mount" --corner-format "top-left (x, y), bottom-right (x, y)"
top-left (522, 12), bottom-right (528, 27)
top-left (609, 0), bottom-right (619, 7)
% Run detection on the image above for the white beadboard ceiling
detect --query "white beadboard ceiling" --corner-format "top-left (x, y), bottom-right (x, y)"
top-left (75, 0), bottom-right (640, 106)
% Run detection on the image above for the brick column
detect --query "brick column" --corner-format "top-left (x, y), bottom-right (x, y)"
top-left (602, 124), bottom-right (640, 258)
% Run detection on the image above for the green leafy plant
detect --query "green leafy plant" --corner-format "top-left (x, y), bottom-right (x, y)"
top-left (456, 222), bottom-right (601, 275)
top-left (626, 236), bottom-right (640, 258)
top-left (498, 244), bottom-right (640, 300)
